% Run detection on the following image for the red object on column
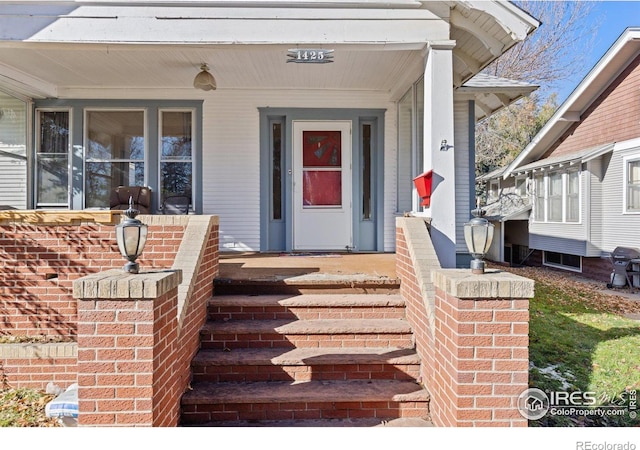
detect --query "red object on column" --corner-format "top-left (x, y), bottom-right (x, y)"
top-left (413, 170), bottom-right (433, 207)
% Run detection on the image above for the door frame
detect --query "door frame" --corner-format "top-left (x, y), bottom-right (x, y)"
top-left (259, 108), bottom-right (385, 252)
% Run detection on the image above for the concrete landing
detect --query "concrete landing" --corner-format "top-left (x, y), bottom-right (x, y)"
top-left (216, 252), bottom-right (399, 294)
top-left (218, 252), bottom-right (397, 281)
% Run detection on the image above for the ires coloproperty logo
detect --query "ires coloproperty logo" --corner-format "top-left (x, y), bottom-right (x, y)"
top-left (518, 388), bottom-right (550, 420)
top-left (517, 388), bottom-right (637, 420)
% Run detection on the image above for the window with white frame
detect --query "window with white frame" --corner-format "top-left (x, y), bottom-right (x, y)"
top-left (532, 169), bottom-right (581, 223)
top-left (533, 173), bottom-right (545, 221)
top-left (160, 110), bottom-right (193, 209)
top-left (548, 171), bottom-right (563, 222)
top-left (626, 158), bottom-right (640, 213)
top-left (36, 110), bottom-right (70, 207)
top-left (566, 170), bottom-right (579, 222)
top-left (488, 179), bottom-right (499, 202)
top-left (85, 109), bottom-right (145, 208)
top-left (515, 176), bottom-right (528, 197)
top-left (396, 77), bottom-right (424, 213)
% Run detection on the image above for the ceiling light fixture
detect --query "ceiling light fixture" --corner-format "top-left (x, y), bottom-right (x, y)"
top-left (193, 63), bottom-right (217, 91)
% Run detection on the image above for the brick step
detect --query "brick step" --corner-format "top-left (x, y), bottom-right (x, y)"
top-left (182, 417), bottom-right (434, 427)
top-left (180, 379), bottom-right (430, 425)
top-left (208, 293), bottom-right (406, 321)
top-left (213, 276), bottom-right (400, 296)
top-left (199, 319), bottom-right (414, 350)
top-left (191, 347), bottom-right (421, 383)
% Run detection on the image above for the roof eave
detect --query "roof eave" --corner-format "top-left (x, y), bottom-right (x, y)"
top-left (504, 27), bottom-right (640, 178)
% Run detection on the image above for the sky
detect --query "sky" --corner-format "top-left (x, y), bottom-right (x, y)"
top-left (555, 0), bottom-right (640, 103)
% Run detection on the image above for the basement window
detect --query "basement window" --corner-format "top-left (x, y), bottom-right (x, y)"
top-left (543, 251), bottom-right (582, 272)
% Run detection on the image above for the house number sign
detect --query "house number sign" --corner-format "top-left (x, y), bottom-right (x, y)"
top-left (287, 49), bottom-right (334, 64)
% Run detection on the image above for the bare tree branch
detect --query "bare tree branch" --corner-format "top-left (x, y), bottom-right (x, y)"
top-left (475, 1), bottom-right (600, 181)
top-left (488, 1), bottom-right (600, 91)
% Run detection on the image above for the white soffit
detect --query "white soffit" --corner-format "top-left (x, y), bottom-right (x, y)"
top-left (457, 73), bottom-right (538, 121)
top-left (447, 1), bottom-right (540, 87)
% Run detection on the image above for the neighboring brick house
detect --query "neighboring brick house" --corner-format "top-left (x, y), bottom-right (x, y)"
top-left (479, 27), bottom-right (640, 283)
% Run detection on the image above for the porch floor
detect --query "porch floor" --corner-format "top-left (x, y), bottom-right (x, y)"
top-left (218, 251), bottom-right (398, 283)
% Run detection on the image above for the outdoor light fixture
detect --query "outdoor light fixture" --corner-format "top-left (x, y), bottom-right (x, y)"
top-left (193, 63), bottom-right (217, 91)
top-left (440, 139), bottom-right (448, 151)
top-left (115, 197), bottom-right (148, 274)
top-left (463, 202), bottom-right (494, 274)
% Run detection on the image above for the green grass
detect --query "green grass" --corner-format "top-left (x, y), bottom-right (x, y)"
top-left (513, 267), bottom-right (640, 427)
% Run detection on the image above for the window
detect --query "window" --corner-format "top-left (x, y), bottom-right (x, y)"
top-left (270, 120), bottom-right (283, 221)
top-left (534, 173), bottom-right (545, 221)
top-left (397, 89), bottom-right (414, 213)
top-left (85, 110), bottom-right (145, 208)
top-left (362, 122), bottom-right (372, 220)
top-left (515, 176), bottom-right (528, 197)
top-left (488, 179), bottom-right (499, 202)
top-left (396, 77), bottom-right (424, 213)
top-left (566, 170), bottom-right (579, 222)
top-left (33, 99), bottom-right (201, 213)
top-left (544, 251), bottom-right (581, 272)
top-left (36, 110), bottom-right (70, 207)
top-left (548, 171), bottom-right (563, 222)
top-left (626, 159), bottom-right (640, 213)
top-left (533, 169), bottom-right (580, 223)
top-left (160, 110), bottom-right (193, 209)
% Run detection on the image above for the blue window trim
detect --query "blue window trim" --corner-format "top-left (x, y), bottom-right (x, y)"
top-left (33, 99), bottom-right (203, 214)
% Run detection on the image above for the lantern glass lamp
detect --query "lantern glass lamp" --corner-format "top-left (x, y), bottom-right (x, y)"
top-left (463, 205), bottom-right (494, 274)
top-left (193, 63), bottom-right (217, 91)
top-left (115, 197), bottom-right (148, 274)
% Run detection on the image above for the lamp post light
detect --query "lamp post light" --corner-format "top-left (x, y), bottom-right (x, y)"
top-left (463, 203), bottom-right (494, 275)
top-left (115, 197), bottom-right (148, 274)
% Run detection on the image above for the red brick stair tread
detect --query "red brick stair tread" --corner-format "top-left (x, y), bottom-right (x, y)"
top-left (209, 293), bottom-right (405, 307)
top-left (213, 276), bottom-right (399, 295)
top-left (193, 347), bottom-right (420, 366)
top-left (215, 274), bottom-right (399, 285)
top-left (201, 318), bottom-right (412, 334)
top-left (182, 379), bottom-right (430, 404)
top-left (183, 417), bottom-right (434, 427)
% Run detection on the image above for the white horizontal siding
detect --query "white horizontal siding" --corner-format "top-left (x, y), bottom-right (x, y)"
top-left (586, 158), bottom-right (604, 256)
top-left (384, 101), bottom-right (399, 252)
top-left (529, 222), bottom-right (587, 255)
top-left (201, 88), bottom-right (395, 251)
top-left (453, 99), bottom-right (471, 253)
top-left (601, 146), bottom-right (640, 252)
top-left (0, 146), bottom-right (27, 209)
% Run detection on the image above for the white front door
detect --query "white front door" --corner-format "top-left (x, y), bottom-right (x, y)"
top-left (293, 120), bottom-right (352, 250)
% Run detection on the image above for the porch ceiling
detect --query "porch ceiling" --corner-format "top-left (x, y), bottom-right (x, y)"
top-left (0, 43), bottom-right (425, 98)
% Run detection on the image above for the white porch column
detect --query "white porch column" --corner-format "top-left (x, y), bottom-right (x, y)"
top-left (423, 41), bottom-right (457, 268)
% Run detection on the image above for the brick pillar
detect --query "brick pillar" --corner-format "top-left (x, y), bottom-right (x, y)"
top-left (430, 269), bottom-right (533, 427)
top-left (74, 269), bottom-right (182, 427)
